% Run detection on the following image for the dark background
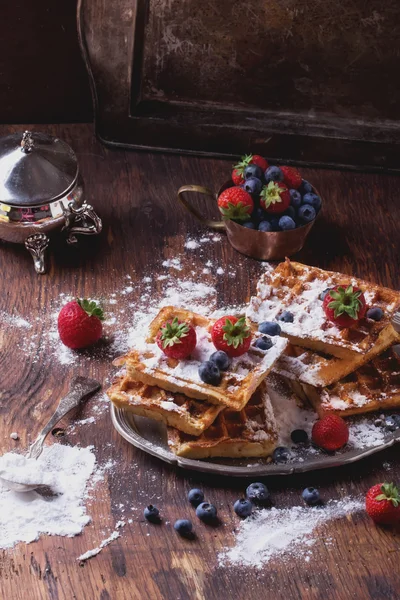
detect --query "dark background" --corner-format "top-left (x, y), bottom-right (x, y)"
top-left (1, 0), bottom-right (92, 123)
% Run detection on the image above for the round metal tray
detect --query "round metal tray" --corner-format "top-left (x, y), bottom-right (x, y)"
top-left (111, 404), bottom-right (400, 477)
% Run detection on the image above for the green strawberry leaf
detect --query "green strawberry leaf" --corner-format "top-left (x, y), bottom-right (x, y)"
top-left (260, 181), bottom-right (287, 209)
top-left (219, 201), bottom-right (252, 221)
top-left (77, 298), bottom-right (104, 320)
top-left (327, 285), bottom-right (363, 320)
top-left (159, 317), bottom-right (189, 348)
top-left (376, 482), bottom-right (400, 507)
top-left (222, 316), bottom-right (251, 348)
top-left (233, 154), bottom-right (253, 176)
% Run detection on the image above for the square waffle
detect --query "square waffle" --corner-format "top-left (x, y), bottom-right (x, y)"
top-left (301, 346), bottom-right (400, 417)
top-left (119, 306), bottom-right (288, 411)
top-left (167, 381), bottom-right (278, 458)
top-left (247, 259), bottom-right (400, 359)
top-left (107, 374), bottom-right (223, 436)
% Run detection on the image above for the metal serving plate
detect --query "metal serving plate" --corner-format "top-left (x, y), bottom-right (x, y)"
top-left (111, 404), bottom-right (400, 477)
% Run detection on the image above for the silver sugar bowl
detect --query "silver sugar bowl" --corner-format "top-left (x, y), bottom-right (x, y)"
top-left (0, 130), bottom-right (102, 273)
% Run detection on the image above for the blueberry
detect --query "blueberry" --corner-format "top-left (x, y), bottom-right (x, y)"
top-left (174, 519), bottom-right (193, 537)
top-left (244, 164), bottom-right (263, 181)
top-left (188, 489), bottom-right (204, 507)
top-left (366, 307), bottom-right (384, 321)
top-left (302, 193), bottom-right (322, 211)
top-left (278, 311), bottom-right (294, 323)
top-left (234, 498), bottom-right (253, 518)
top-left (196, 502), bottom-right (217, 522)
top-left (210, 350), bottom-right (231, 371)
top-left (300, 180), bottom-right (313, 194)
top-left (279, 216), bottom-right (296, 231)
top-left (319, 288), bottom-right (331, 301)
top-left (291, 429), bottom-right (309, 444)
top-left (258, 321), bottom-right (281, 336)
top-left (297, 204), bottom-right (316, 224)
top-left (244, 177), bottom-right (263, 195)
top-left (284, 206), bottom-right (296, 220)
top-left (272, 446), bottom-right (290, 463)
top-left (301, 487), bottom-right (320, 506)
top-left (268, 216), bottom-right (281, 231)
top-left (242, 221), bottom-right (256, 229)
top-left (144, 505), bottom-right (160, 523)
top-left (198, 361), bottom-right (221, 386)
top-left (258, 220), bottom-right (272, 232)
top-left (254, 336), bottom-right (272, 351)
top-left (265, 166), bottom-right (283, 183)
top-left (252, 207), bottom-right (267, 224)
top-left (289, 189), bottom-right (302, 208)
top-left (246, 482), bottom-right (270, 505)
top-left (384, 415), bottom-right (400, 432)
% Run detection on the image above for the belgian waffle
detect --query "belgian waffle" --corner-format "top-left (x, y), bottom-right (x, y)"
top-left (167, 381), bottom-right (278, 458)
top-left (302, 346), bottom-right (400, 417)
top-left (107, 375), bottom-right (223, 436)
top-left (247, 259), bottom-right (400, 359)
top-left (119, 306), bottom-right (288, 411)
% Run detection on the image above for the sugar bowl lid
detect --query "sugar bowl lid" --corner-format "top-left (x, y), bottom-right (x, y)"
top-left (0, 130), bottom-right (78, 206)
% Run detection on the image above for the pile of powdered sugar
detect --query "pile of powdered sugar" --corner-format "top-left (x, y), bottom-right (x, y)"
top-left (219, 496), bottom-right (363, 568)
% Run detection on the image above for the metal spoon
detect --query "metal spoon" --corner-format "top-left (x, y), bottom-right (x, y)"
top-left (0, 376), bottom-right (101, 492)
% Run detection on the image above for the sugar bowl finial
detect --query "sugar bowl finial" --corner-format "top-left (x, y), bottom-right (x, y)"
top-left (20, 130), bottom-right (34, 153)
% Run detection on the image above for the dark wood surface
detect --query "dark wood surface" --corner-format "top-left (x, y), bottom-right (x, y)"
top-left (1, 123), bottom-right (400, 600)
top-left (79, 0), bottom-right (400, 170)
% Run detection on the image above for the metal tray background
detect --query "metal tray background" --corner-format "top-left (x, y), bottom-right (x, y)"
top-left (111, 404), bottom-right (400, 477)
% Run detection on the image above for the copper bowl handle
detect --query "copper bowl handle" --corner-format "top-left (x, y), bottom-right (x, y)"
top-left (177, 185), bottom-right (225, 231)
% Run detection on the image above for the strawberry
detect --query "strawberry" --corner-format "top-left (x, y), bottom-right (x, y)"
top-left (232, 169), bottom-right (245, 186)
top-left (366, 483), bottom-right (400, 525)
top-left (211, 316), bottom-right (252, 357)
top-left (58, 299), bottom-right (104, 349)
top-left (232, 155), bottom-right (268, 184)
top-left (280, 166), bottom-right (302, 190)
top-left (156, 317), bottom-right (197, 359)
top-left (323, 285), bottom-right (367, 328)
top-left (311, 414), bottom-right (349, 451)
top-left (260, 181), bottom-right (290, 214)
top-left (217, 187), bottom-right (254, 221)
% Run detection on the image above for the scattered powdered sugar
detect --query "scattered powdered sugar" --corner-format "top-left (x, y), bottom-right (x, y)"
top-left (78, 529), bottom-right (121, 562)
top-left (185, 239), bottom-right (200, 250)
top-left (9, 432), bottom-right (19, 441)
top-left (348, 419), bottom-right (386, 448)
top-left (0, 444), bottom-right (96, 549)
top-left (219, 496), bottom-right (363, 568)
top-left (0, 311), bottom-right (32, 329)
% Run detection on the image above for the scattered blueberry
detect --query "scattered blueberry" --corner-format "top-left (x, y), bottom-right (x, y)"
top-left (144, 505), bottom-right (160, 523)
top-left (366, 307), bottom-right (384, 321)
top-left (291, 429), bottom-right (309, 444)
top-left (254, 336), bottom-right (273, 351)
top-left (302, 193), bottom-right (322, 211)
top-left (198, 361), bottom-right (221, 386)
top-left (284, 206), bottom-right (296, 220)
top-left (188, 489), bottom-right (205, 507)
top-left (244, 177), bottom-right (263, 195)
top-left (319, 288), bottom-right (331, 301)
top-left (300, 180), bottom-right (313, 194)
top-left (252, 207), bottom-right (267, 224)
top-left (302, 487), bottom-right (320, 506)
top-left (265, 166), bottom-right (283, 183)
top-left (279, 216), bottom-right (296, 231)
top-left (289, 189), bottom-right (302, 208)
top-left (384, 415), bottom-right (400, 432)
top-left (209, 351), bottom-right (231, 372)
top-left (278, 311), bottom-right (294, 323)
top-left (258, 321), bottom-right (281, 336)
top-left (196, 502), bottom-right (218, 522)
top-left (244, 164), bottom-right (264, 181)
top-left (242, 221), bottom-right (256, 229)
top-left (246, 482), bottom-right (270, 505)
top-left (297, 204), bottom-right (316, 224)
top-left (269, 216), bottom-right (281, 231)
top-left (234, 498), bottom-right (253, 518)
top-left (258, 220), bottom-right (272, 232)
top-left (272, 446), bottom-right (290, 463)
top-left (174, 519), bottom-right (193, 537)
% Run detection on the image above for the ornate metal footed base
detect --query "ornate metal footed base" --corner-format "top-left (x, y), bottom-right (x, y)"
top-left (62, 201), bottom-right (103, 245)
top-left (25, 233), bottom-right (50, 274)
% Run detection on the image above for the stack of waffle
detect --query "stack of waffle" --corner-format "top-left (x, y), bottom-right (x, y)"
top-left (108, 306), bottom-right (288, 459)
top-left (247, 260), bottom-right (400, 419)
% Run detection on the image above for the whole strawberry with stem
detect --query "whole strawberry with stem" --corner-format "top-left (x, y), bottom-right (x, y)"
top-left (323, 285), bottom-right (367, 328)
top-left (366, 483), bottom-right (400, 525)
top-left (260, 181), bottom-right (290, 214)
top-left (58, 298), bottom-right (104, 349)
top-left (232, 154), bottom-right (268, 185)
top-left (217, 187), bottom-right (254, 221)
top-left (211, 316), bottom-right (252, 357)
top-left (156, 317), bottom-right (197, 359)
top-left (311, 414), bottom-right (349, 451)
top-left (280, 166), bottom-right (302, 190)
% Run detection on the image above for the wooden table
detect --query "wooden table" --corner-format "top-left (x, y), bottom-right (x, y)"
top-left (1, 123), bottom-right (400, 600)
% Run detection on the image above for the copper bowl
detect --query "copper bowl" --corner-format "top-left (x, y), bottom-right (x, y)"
top-left (177, 180), bottom-right (320, 261)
